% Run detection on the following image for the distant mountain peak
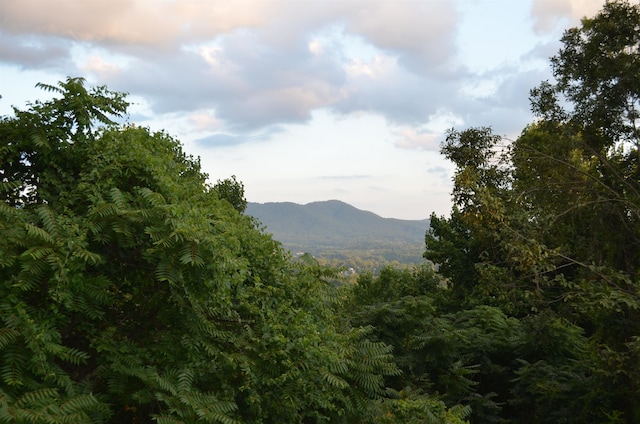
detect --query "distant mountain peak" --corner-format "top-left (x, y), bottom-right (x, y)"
top-left (245, 200), bottom-right (429, 252)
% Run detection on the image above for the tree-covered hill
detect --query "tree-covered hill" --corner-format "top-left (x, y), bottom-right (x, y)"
top-left (247, 200), bottom-right (429, 248)
top-left (246, 200), bottom-right (429, 267)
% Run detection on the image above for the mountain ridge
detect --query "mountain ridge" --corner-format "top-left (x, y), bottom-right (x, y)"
top-left (246, 200), bottom-right (429, 259)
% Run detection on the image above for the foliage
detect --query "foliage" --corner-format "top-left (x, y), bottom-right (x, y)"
top-left (213, 175), bottom-right (247, 214)
top-left (347, 262), bottom-right (620, 422)
top-left (347, 266), bottom-right (474, 422)
top-left (0, 78), bottom-right (399, 423)
top-left (348, 2), bottom-right (640, 423)
top-left (315, 245), bottom-right (425, 269)
top-left (1, 77), bottom-right (129, 208)
top-left (375, 387), bottom-right (471, 424)
top-left (418, 1), bottom-right (640, 422)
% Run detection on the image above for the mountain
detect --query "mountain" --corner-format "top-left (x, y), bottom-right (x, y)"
top-left (246, 200), bottom-right (429, 265)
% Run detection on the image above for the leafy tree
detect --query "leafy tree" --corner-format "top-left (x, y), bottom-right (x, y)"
top-left (0, 78), bottom-right (399, 423)
top-left (532, 0), bottom-right (640, 155)
top-left (424, 128), bottom-right (519, 314)
top-left (1, 77), bottom-right (129, 207)
top-left (213, 175), bottom-right (247, 214)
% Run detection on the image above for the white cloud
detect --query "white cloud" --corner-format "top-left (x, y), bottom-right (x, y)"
top-left (0, 0), bottom-right (518, 136)
top-left (308, 39), bottom-right (324, 56)
top-left (81, 55), bottom-right (121, 78)
top-left (188, 110), bottom-right (223, 132)
top-left (0, 33), bottom-right (72, 69)
top-left (393, 109), bottom-right (463, 151)
top-left (393, 127), bottom-right (442, 151)
top-left (531, 0), bottom-right (606, 33)
top-left (346, 0), bottom-right (459, 74)
top-left (427, 109), bottom-right (464, 132)
top-left (344, 54), bottom-right (395, 78)
top-left (0, 0), bottom-right (271, 46)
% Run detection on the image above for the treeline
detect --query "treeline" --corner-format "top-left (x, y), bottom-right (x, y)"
top-left (299, 240), bottom-right (426, 272)
top-left (1, 1), bottom-right (640, 422)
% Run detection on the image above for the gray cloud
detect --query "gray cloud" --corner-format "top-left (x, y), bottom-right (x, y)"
top-left (426, 166), bottom-right (448, 174)
top-left (194, 126), bottom-right (283, 148)
top-left (0, 33), bottom-right (73, 69)
top-left (0, 0), bottom-right (604, 150)
top-left (0, 0), bottom-right (271, 47)
top-left (345, 0), bottom-right (460, 75)
top-left (97, 26), bottom-right (349, 132)
top-left (332, 61), bottom-right (465, 127)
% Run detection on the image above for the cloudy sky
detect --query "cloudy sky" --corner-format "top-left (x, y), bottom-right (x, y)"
top-left (0, 0), bottom-right (605, 219)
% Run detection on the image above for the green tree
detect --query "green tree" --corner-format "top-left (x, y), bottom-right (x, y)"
top-left (425, 127), bottom-right (526, 315)
top-left (1, 77), bottom-right (129, 207)
top-left (0, 78), bottom-right (399, 423)
top-left (213, 175), bottom-right (247, 214)
top-left (532, 0), bottom-right (640, 155)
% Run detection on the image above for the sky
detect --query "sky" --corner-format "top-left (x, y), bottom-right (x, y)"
top-left (0, 0), bottom-right (606, 220)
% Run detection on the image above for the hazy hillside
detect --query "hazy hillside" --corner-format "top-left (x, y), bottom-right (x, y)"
top-left (246, 200), bottom-right (429, 266)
